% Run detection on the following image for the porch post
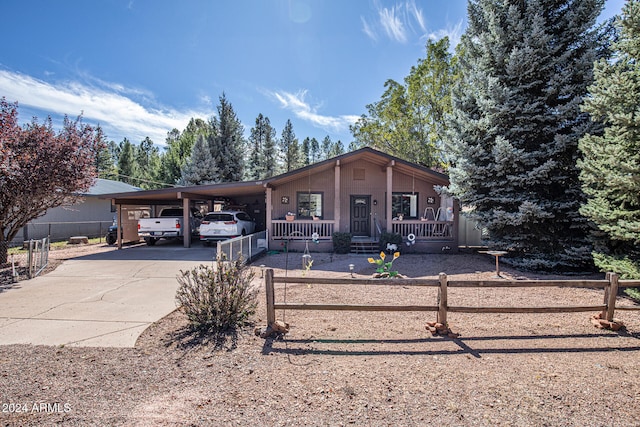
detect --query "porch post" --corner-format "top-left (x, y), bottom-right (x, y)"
top-left (386, 161), bottom-right (394, 233)
top-left (265, 186), bottom-right (273, 249)
top-left (182, 197), bottom-right (191, 248)
top-left (334, 160), bottom-right (341, 233)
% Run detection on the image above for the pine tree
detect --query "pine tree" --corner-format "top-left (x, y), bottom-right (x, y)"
top-left (301, 137), bottom-right (311, 166)
top-left (262, 118), bottom-right (278, 178)
top-left (117, 138), bottom-right (138, 186)
top-left (446, 0), bottom-right (606, 271)
top-left (247, 113), bottom-right (277, 180)
top-left (579, 0), bottom-right (640, 278)
top-left (309, 137), bottom-right (320, 163)
top-left (321, 136), bottom-right (332, 160)
top-left (210, 93), bottom-right (245, 182)
top-left (330, 140), bottom-right (345, 158)
top-left (135, 137), bottom-right (162, 189)
top-left (180, 134), bottom-right (219, 186)
top-left (279, 119), bottom-right (300, 172)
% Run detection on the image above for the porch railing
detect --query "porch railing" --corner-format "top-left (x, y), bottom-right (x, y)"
top-left (392, 220), bottom-right (454, 240)
top-left (271, 220), bottom-right (335, 240)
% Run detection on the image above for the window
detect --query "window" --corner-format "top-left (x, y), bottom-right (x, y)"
top-left (297, 192), bottom-right (323, 219)
top-left (392, 193), bottom-right (418, 219)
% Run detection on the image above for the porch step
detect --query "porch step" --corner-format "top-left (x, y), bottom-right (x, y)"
top-left (350, 239), bottom-right (379, 254)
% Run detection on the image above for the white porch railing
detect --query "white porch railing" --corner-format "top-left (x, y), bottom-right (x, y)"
top-left (392, 220), bottom-right (454, 240)
top-left (271, 220), bottom-right (335, 240)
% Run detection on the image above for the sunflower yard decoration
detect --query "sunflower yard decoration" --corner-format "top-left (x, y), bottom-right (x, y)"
top-left (368, 251), bottom-right (402, 278)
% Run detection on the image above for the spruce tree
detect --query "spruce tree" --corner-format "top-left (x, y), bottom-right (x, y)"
top-left (579, 0), bottom-right (640, 278)
top-left (210, 93), bottom-right (245, 183)
top-left (180, 134), bottom-right (219, 186)
top-left (446, 0), bottom-right (605, 271)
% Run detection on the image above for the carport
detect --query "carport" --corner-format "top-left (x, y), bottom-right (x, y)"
top-left (101, 180), bottom-right (268, 249)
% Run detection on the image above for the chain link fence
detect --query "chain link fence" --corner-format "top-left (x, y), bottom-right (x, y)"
top-left (1, 237), bottom-right (50, 285)
top-left (18, 221), bottom-right (112, 244)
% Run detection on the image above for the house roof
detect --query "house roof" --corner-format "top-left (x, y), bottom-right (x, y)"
top-left (266, 147), bottom-right (449, 188)
top-left (84, 179), bottom-right (141, 196)
top-left (100, 148), bottom-right (449, 205)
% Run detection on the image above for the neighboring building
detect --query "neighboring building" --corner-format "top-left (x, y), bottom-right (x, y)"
top-left (17, 179), bottom-right (141, 243)
top-left (103, 148), bottom-right (462, 253)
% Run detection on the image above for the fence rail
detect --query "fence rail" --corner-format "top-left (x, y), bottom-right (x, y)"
top-left (216, 230), bottom-right (268, 264)
top-left (264, 270), bottom-right (640, 330)
top-left (391, 220), bottom-right (454, 240)
top-left (271, 220), bottom-right (335, 240)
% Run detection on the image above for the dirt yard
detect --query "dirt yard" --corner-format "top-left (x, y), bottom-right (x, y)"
top-left (1, 243), bottom-right (639, 426)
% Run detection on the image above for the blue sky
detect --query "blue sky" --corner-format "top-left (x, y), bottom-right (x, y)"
top-left (0, 0), bottom-right (626, 147)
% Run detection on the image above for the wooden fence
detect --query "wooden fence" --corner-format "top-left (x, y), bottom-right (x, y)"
top-left (264, 269), bottom-right (640, 329)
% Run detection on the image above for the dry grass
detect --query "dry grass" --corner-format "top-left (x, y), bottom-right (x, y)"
top-left (1, 246), bottom-right (640, 426)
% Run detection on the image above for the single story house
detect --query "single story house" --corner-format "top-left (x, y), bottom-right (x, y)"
top-left (102, 148), bottom-right (461, 253)
top-left (16, 179), bottom-right (142, 244)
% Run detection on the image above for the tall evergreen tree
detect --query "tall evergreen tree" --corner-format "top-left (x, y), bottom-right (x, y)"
top-left (279, 119), bottom-right (300, 172)
top-left (301, 137), bottom-right (311, 166)
top-left (247, 113), bottom-right (277, 180)
top-left (159, 118), bottom-right (210, 186)
top-left (321, 135), bottom-right (332, 160)
top-left (210, 93), bottom-right (245, 182)
top-left (330, 140), bottom-right (345, 157)
top-left (117, 138), bottom-right (138, 186)
top-left (135, 136), bottom-right (162, 189)
top-left (309, 137), bottom-right (320, 163)
top-left (262, 118), bottom-right (278, 179)
top-left (180, 134), bottom-right (219, 186)
top-left (446, 0), bottom-right (606, 271)
top-left (579, 0), bottom-right (640, 278)
top-left (95, 136), bottom-right (117, 179)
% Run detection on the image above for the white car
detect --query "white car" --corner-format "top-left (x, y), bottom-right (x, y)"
top-left (199, 210), bottom-right (256, 243)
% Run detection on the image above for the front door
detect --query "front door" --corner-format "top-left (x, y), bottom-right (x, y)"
top-left (350, 195), bottom-right (371, 237)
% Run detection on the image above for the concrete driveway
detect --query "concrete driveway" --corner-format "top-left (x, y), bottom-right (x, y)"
top-left (0, 243), bottom-right (216, 348)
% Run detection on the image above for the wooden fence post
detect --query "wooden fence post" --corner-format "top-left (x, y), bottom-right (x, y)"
top-left (438, 272), bottom-right (448, 324)
top-left (265, 268), bottom-right (275, 326)
top-left (606, 272), bottom-right (619, 321)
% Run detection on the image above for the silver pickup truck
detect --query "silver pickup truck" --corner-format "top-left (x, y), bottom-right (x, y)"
top-left (137, 207), bottom-right (203, 245)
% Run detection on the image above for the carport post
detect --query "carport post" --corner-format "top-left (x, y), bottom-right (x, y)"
top-left (116, 202), bottom-right (122, 250)
top-left (183, 197), bottom-right (191, 248)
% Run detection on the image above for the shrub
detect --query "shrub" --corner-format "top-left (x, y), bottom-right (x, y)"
top-left (175, 258), bottom-right (257, 333)
top-left (379, 232), bottom-right (403, 253)
top-left (332, 232), bottom-right (352, 254)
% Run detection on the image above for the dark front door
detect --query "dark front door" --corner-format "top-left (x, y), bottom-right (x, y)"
top-left (350, 195), bottom-right (371, 237)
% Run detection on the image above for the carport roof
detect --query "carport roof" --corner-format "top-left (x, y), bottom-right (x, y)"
top-left (102, 180), bottom-right (268, 205)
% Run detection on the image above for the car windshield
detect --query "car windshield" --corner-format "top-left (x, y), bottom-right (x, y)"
top-left (204, 213), bottom-right (234, 222)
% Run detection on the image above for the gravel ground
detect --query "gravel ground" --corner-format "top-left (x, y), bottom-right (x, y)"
top-left (1, 244), bottom-right (640, 426)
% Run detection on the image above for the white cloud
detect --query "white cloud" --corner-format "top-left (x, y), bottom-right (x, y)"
top-left (425, 19), bottom-right (464, 48)
top-left (362, 0), bottom-right (427, 43)
top-left (362, 1), bottom-right (463, 48)
top-left (266, 89), bottom-right (359, 134)
top-left (379, 5), bottom-right (408, 43)
top-left (0, 69), bottom-right (208, 145)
